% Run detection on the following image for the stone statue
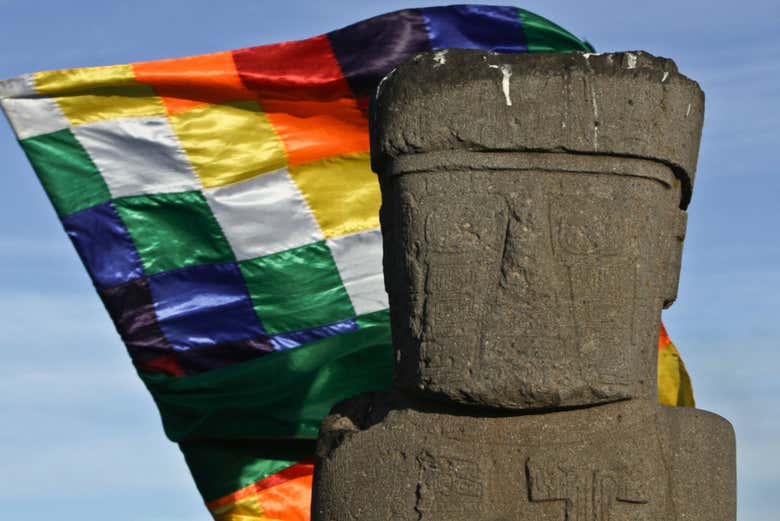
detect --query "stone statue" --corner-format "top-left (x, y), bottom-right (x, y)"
top-left (312, 50), bottom-right (736, 521)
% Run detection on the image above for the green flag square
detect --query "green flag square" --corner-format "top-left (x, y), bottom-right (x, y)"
top-left (19, 129), bottom-right (111, 216)
top-left (239, 241), bottom-right (355, 334)
top-left (518, 9), bottom-right (595, 53)
top-left (114, 191), bottom-right (235, 275)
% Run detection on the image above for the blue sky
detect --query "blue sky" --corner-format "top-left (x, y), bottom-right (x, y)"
top-left (0, 1), bottom-right (777, 520)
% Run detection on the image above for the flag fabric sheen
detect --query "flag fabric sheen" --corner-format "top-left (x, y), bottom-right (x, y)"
top-left (0, 5), bottom-right (693, 520)
top-left (658, 323), bottom-right (695, 407)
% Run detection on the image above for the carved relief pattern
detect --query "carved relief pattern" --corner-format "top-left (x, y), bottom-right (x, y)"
top-left (387, 169), bottom-right (674, 407)
top-left (417, 194), bottom-right (508, 384)
top-left (527, 458), bottom-right (649, 521)
top-left (416, 451), bottom-right (484, 519)
top-left (548, 191), bottom-right (638, 386)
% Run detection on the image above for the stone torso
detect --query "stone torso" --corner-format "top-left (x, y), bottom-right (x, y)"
top-left (315, 397), bottom-right (733, 521)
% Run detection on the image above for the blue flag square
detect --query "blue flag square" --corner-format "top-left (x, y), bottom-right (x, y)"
top-left (62, 201), bottom-right (145, 288)
top-left (421, 5), bottom-right (527, 52)
top-left (148, 262), bottom-right (266, 350)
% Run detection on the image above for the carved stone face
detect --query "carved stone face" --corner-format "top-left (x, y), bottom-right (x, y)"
top-left (380, 154), bottom-right (686, 409)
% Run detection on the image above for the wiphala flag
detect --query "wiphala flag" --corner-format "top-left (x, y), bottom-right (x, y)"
top-left (0, 5), bottom-right (694, 520)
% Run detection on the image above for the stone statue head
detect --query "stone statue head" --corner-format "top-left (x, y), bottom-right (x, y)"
top-left (371, 50), bottom-right (703, 410)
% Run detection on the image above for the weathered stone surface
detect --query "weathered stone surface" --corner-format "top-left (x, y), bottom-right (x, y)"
top-left (313, 394), bottom-right (736, 521)
top-left (370, 51), bottom-right (703, 410)
top-left (380, 153), bottom-right (685, 409)
top-left (312, 50), bottom-right (734, 521)
top-left (370, 50), bottom-right (704, 208)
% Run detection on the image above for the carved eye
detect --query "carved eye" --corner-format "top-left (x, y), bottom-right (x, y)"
top-left (552, 196), bottom-right (626, 258)
top-left (424, 195), bottom-right (506, 253)
top-left (559, 219), bottom-right (617, 255)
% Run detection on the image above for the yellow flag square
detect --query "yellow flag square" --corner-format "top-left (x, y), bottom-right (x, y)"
top-left (288, 152), bottom-right (380, 239)
top-left (170, 100), bottom-right (287, 188)
top-left (35, 65), bottom-right (165, 126)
